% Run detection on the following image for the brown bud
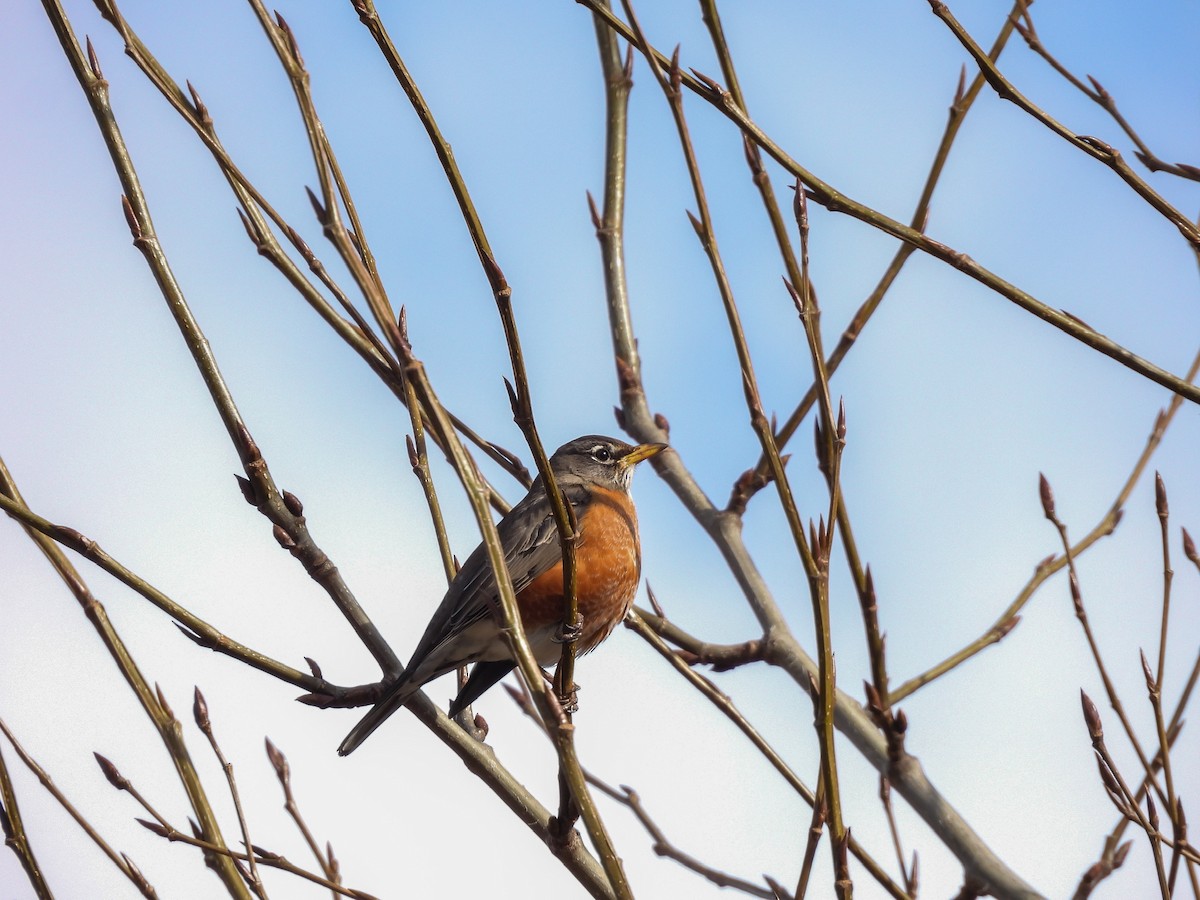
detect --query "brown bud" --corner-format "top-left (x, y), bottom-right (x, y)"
top-left (305, 186), bottom-right (327, 225)
top-left (997, 615), bottom-right (1021, 638)
top-left (1183, 527), bottom-right (1198, 564)
top-left (121, 195), bottom-right (142, 240)
top-left (288, 227), bottom-right (315, 265)
top-left (85, 37), bottom-right (103, 80)
top-left (503, 377), bottom-right (520, 418)
top-left (615, 355), bottom-right (638, 393)
top-left (136, 818), bottom-right (168, 838)
top-left (1038, 473), bottom-right (1055, 520)
top-left (1155, 472), bottom-right (1168, 519)
top-left (893, 708), bottom-right (908, 734)
top-left (1112, 839), bottom-right (1132, 867)
top-left (1080, 690), bottom-right (1103, 741)
top-left (668, 45), bottom-right (682, 95)
top-left (251, 843), bottom-right (282, 862)
top-left (586, 191), bottom-right (602, 230)
top-left (236, 208), bottom-right (260, 248)
top-left (283, 490), bottom-right (304, 517)
top-left (863, 680), bottom-right (881, 712)
top-left (653, 412), bottom-right (670, 438)
top-left (265, 737), bottom-right (289, 782)
top-left (274, 13), bottom-right (304, 68)
top-left (835, 825), bottom-right (850, 866)
top-left (154, 683), bottom-right (174, 721)
top-left (1139, 650), bottom-right (1156, 694)
top-left (322, 843), bottom-right (339, 882)
top-left (1096, 754), bottom-right (1122, 800)
top-left (122, 854), bottom-right (152, 894)
top-left (192, 687), bottom-right (211, 734)
top-left (1147, 793), bottom-right (1160, 831)
top-left (234, 474), bottom-right (257, 506)
top-left (689, 67), bottom-right (723, 94)
top-left (481, 252), bottom-right (508, 294)
top-left (304, 656), bottom-right (323, 679)
top-left (273, 525), bottom-right (296, 551)
top-left (186, 80), bottom-right (211, 129)
top-left (94, 752), bottom-right (130, 791)
top-left (646, 583), bottom-right (665, 618)
top-left (1086, 75), bottom-right (1110, 102)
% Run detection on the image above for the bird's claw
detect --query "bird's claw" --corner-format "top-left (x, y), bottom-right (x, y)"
top-left (557, 687), bottom-right (580, 714)
top-left (552, 613), bottom-right (585, 644)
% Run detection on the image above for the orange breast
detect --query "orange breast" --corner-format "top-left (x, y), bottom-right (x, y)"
top-left (517, 486), bottom-right (640, 653)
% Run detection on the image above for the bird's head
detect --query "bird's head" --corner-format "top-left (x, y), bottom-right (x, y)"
top-left (548, 434), bottom-right (666, 492)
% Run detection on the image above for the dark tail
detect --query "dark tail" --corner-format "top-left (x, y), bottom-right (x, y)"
top-left (338, 680), bottom-right (419, 756)
top-left (447, 660), bottom-right (516, 718)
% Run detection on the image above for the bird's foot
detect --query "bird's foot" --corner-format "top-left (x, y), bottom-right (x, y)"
top-left (552, 613), bottom-right (585, 644)
top-left (557, 686), bottom-right (580, 714)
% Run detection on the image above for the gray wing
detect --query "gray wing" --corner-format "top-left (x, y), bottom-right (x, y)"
top-left (337, 481), bottom-right (588, 755)
top-left (402, 480), bottom-right (588, 677)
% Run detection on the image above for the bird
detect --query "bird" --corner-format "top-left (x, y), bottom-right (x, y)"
top-left (338, 434), bottom-right (666, 755)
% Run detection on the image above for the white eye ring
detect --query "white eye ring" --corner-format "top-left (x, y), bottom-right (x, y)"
top-left (591, 446), bottom-right (613, 462)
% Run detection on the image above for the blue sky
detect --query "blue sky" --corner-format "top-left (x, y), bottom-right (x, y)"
top-left (2, 2), bottom-right (1199, 898)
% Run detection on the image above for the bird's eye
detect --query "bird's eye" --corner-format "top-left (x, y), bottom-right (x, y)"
top-left (592, 446), bottom-right (613, 462)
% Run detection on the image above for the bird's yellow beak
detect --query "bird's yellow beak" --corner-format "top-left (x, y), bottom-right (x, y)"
top-left (618, 442), bottom-right (668, 468)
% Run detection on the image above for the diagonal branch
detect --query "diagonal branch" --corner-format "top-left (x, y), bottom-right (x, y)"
top-left (579, 0), bottom-right (1200, 407)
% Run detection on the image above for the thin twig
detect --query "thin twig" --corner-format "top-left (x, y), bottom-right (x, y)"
top-left (619, 2), bottom-right (849, 889)
top-left (350, 4), bottom-right (615, 873)
top-left (135, 816), bottom-right (374, 900)
top-left (733, 0), bottom-right (1027, 510)
top-left (388, 315), bottom-right (624, 899)
top-left (95, 0), bottom-right (522, 515)
top-left (0, 719), bottom-right (156, 898)
top-left (194, 689), bottom-right (265, 896)
top-left (66, 0), bottom-right (402, 679)
top-left (505, 683), bottom-right (788, 899)
top-left (1040, 475), bottom-right (1163, 803)
top-left (625, 611), bottom-right (909, 899)
top-left (0, 492), bottom-right (338, 696)
top-left (891, 346), bottom-right (1200, 702)
top-left (1012, 7), bottom-right (1199, 182)
top-left (265, 740), bottom-right (338, 886)
top-left (0, 443), bottom-right (245, 897)
top-left (1080, 692), bottom-right (1170, 898)
top-left (926, 0), bottom-right (1200, 243)
top-left (0, 737), bottom-right (54, 899)
top-left (582, 4), bottom-right (1044, 896)
top-left (621, 785), bottom-right (781, 899)
top-left (580, 0), bottom-right (1200, 406)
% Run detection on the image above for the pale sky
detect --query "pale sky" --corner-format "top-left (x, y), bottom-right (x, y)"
top-left (2, 2), bottom-right (1199, 898)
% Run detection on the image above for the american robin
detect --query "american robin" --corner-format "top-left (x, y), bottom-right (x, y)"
top-left (338, 434), bottom-right (666, 755)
